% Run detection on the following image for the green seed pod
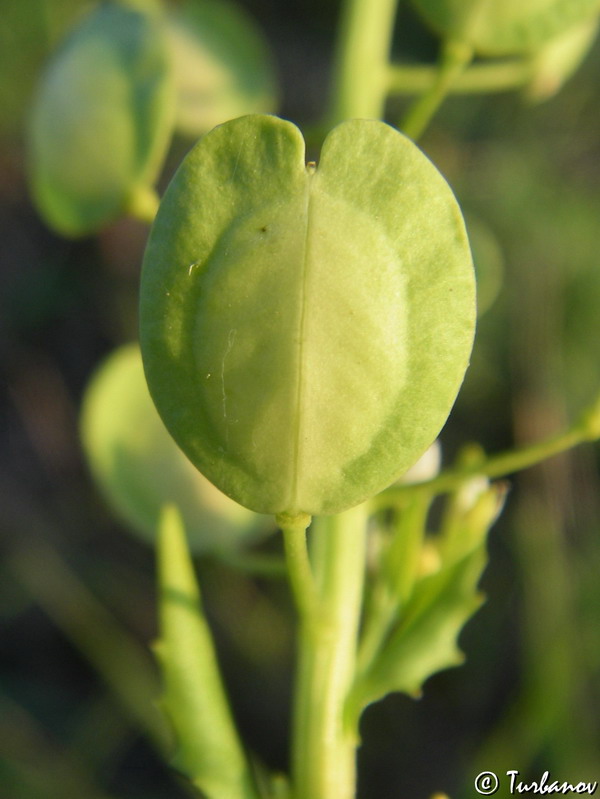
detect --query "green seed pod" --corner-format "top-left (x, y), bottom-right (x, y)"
top-left (167, 0), bottom-right (277, 138)
top-left (28, 2), bottom-right (174, 236)
top-left (410, 0), bottom-right (600, 55)
top-left (81, 343), bottom-right (270, 553)
top-left (140, 114), bottom-right (475, 516)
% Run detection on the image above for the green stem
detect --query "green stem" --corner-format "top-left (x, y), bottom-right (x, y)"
top-left (279, 512), bottom-right (317, 618)
top-left (125, 184), bottom-right (160, 225)
top-left (388, 58), bottom-right (533, 96)
top-left (288, 505), bottom-right (368, 799)
top-left (328, 0), bottom-right (399, 123)
top-left (378, 396), bottom-right (600, 504)
top-left (219, 550), bottom-right (287, 579)
top-left (400, 40), bottom-right (473, 140)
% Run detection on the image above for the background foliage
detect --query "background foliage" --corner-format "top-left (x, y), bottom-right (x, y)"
top-left (1, 1), bottom-right (599, 797)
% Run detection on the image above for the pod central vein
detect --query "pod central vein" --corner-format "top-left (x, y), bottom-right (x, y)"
top-left (290, 167), bottom-right (317, 512)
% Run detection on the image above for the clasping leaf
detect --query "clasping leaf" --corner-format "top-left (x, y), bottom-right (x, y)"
top-left (347, 480), bottom-right (506, 716)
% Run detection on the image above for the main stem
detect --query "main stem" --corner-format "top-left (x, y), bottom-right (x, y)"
top-left (328, 0), bottom-right (399, 123)
top-left (281, 3), bottom-right (398, 795)
top-left (284, 506), bottom-right (368, 799)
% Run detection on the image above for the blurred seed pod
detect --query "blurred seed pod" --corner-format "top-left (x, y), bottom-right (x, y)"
top-left (80, 343), bottom-right (272, 554)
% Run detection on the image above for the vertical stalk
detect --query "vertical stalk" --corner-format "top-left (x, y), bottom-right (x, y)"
top-left (328, 0), bottom-right (399, 123)
top-left (286, 504), bottom-right (368, 799)
top-left (280, 512), bottom-right (317, 618)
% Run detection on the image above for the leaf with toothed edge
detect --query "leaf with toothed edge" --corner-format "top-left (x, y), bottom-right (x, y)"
top-left (349, 534), bottom-right (488, 711)
top-left (140, 114), bottom-right (475, 516)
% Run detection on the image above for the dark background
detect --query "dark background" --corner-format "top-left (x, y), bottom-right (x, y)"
top-left (1, 1), bottom-right (600, 797)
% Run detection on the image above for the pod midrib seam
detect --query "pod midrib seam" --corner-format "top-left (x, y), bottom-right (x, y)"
top-left (290, 168), bottom-right (316, 513)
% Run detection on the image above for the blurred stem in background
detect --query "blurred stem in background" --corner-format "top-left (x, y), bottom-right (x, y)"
top-left (10, 541), bottom-right (167, 753)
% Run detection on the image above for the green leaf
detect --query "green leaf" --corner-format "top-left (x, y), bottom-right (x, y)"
top-left (140, 114), bottom-right (475, 516)
top-left (28, 2), bottom-right (174, 236)
top-left (350, 479), bottom-right (505, 713)
top-left (167, 0), bottom-right (277, 137)
top-left (80, 343), bottom-right (271, 554)
top-left (155, 506), bottom-right (258, 798)
top-left (351, 533), bottom-right (487, 708)
top-left (410, 0), bottom-right (600, 55)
